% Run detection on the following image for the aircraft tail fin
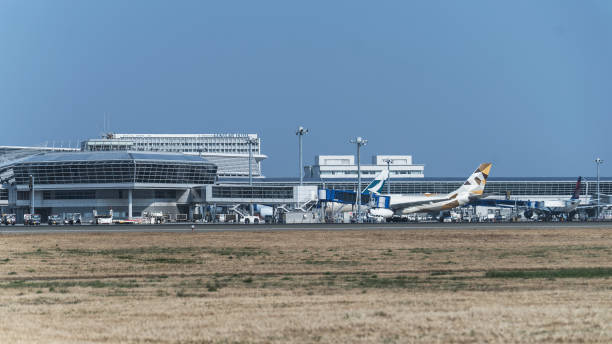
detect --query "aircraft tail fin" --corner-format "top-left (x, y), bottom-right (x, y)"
top-left (571, 176), bottom-right (582, 200)
top-left (450, 162), bottom-right (492, 197)
top-left (362, 169), bottom-right (389, 195)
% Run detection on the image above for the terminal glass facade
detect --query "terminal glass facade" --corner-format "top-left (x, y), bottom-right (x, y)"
top-left (211, 186), bottom-right (293, 199)
top-left (0, 188), bottom-right (7, 201)
top-left (11, 154), bottom-right (217, 186)
top-left (80, 134), bottom-right (265, 178)
top-left (225, 178), bottom-right (612, 197)
top-left (324, 180), bottom-right (611, 196)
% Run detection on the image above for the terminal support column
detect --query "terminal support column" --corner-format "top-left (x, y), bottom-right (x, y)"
top-left (128, 189), bottom-right (133, 219)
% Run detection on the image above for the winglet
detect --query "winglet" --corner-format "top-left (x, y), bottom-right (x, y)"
top-left (362, 169), bottom-right (389, 195)
top-left (571, 176), bottom-right (582, 200)
top-left (453, 162), bottom-right (492, 196)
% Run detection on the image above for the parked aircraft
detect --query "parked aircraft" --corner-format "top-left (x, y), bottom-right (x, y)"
top-left (478, 177), bottom-right (584, 220)
top-left (369, 163), bottom-right (492, 220)
top-left (324, 169), bottom-right (389, 215)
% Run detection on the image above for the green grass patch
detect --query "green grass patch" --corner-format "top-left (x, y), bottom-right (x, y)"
top-left (206, 280), bottom-right (222, 292)
top-left (16, 248), bottom-right (51, 256)
top-left (0, 279), bottom-right (140, 289)
top-left (59, 246), bottom-right (269, 260)
top-left (207, 247), bottom-right (269, 258)
top-left (19, 297), bottom-right (81, 305)
top-left (352, 275), bottom-right (419, 289)
top-left (409, 248), bottom-right (455, 255)
top-left (303, 259), bottom-right (360, 266)
top-left (485, 267), bottom-right (612, 279)
top-left (142, 257), bottom-right (199, 264)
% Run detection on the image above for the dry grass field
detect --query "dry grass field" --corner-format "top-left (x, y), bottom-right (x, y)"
top-left (0, 227), bottom-right (611, 343)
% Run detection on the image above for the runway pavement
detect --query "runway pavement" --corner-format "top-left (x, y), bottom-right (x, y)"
top-left (1, 221), bottom-right (611, 234)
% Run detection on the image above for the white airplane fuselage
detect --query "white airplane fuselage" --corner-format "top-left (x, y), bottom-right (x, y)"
top-left (370, 163), bottom-right (492, 219)
top-left (530, 199), bottom-right (580, 215)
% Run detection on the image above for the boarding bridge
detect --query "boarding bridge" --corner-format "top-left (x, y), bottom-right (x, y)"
top-left (202, 184), bottom-right (318, 206)
top-left (318, 189), bottom-right (390, 209)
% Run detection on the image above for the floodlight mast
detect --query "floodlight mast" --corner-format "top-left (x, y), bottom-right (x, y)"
top-left (29, 175), bottom-right (34, 215)
top-left (383, 159), bottom-right (394, 194)
top-left (349, 137), bottom-right (367, 222)
top-left (595, 158), bottom-right (604, 219)
top-left (246, 137), bottom-right (259, 215)
top-left (296, 126), bottom-right (309, 185)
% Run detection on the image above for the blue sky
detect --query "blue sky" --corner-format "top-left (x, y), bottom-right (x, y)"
top-left (1, 1), bottom-right (610, 177)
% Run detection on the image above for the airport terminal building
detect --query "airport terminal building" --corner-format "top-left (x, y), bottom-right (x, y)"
top-left (1, 133), bottom-right (611, 222)
top-left (0, 151), bottom-right (217, 221)
top-left (81, 133), bottom-right (266, 178)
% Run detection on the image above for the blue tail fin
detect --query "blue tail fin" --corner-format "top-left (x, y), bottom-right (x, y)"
top-left (571, 176), bottom-right (582, 200)
top-left (362, 169), bottom-right (389, 195)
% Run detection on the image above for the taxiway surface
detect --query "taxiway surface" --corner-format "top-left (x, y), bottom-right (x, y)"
top-left (1, 221), bottom-right (611, 234)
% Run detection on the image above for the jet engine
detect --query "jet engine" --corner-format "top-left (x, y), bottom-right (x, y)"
top-left (458, 194), bottom-right (471, 205)
top-left (369, 208), bottom-right (393, 219)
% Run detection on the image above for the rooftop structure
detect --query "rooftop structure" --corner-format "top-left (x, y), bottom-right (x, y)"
top-left (81, 133), bottom-right (266, 178)
top-left (305, 155), bottom-right (425, 179)
top-left (0, 145), bottom-right (77, 165)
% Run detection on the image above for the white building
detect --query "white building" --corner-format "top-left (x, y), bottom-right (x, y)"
top-left (81, 133), bottom-right (267, 178)
top-left (305, 155), bottom-right (425, 179)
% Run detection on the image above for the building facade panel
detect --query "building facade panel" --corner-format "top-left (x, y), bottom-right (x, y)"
top-left (307, 154), bottom-right (425, 179)
top-left (81, 134), bottom-right (266, 177)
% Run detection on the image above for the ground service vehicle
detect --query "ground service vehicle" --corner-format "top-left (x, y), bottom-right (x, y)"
top-left (48, 215), bottom-right (62, 225)
top-left (94, 214), bottom-right (113, 225)
top-left (175, 214), bottom-right (188, 222)
top-left (24, 214), bottom-right (41, 226)
top-left (241, 215), bottom-right (260, 224)
top-left (2, 214), bottom-right (16, 225)
top-left (64, 213), bottom-right (82, 225)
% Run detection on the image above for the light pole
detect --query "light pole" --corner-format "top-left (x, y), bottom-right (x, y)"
top-left (246, 137), bottom-right (259, 215)
top-left (29, 175), bottom-right (35, 215)
top-left (595, 158), bottom-right (604, 219)
top-left (383, 159), bottom-right (393, 194)
top-left (350, 136), bottom-right (367, 222)
top-left (296, 126), bottom-right (309, 185)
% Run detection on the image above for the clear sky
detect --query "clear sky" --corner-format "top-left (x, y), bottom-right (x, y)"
top-left (1, 1), bottom-right (610, 177)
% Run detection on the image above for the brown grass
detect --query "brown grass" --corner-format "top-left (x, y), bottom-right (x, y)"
top-left (0, 228), bottom-right (611, 343)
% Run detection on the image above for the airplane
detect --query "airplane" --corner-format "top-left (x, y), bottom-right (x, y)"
top-left (323, 169), bottom-right (390, 215)
top-left (252, 170), bottom-right (391, 219)
top-left (478, 176), bottom-right (584, 221)
top-left (369, 163), bottom-right (492, 220)
top-left (523, 177), bottom-right (583, 220)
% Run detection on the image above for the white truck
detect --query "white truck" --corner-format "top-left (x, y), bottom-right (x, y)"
top-left (240, 215), bottom-right (261, 224)
top-left (1, 214), bottom-right (16, 226)
top-left (94, 214), bottom-right (113, 225)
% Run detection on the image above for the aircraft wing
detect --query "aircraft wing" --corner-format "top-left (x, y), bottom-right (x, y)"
top-left (576, 203), bottom-right (608, 209)
top-left (475, 199), bottom-right (530, 208)
top-left (390, 197), bottom-right (451, 210)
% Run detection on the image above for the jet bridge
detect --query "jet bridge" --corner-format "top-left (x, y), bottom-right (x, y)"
top-left (319, 189), bottom-right (390, 209)
top-left (202, 184), bottom-right (318, 206)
